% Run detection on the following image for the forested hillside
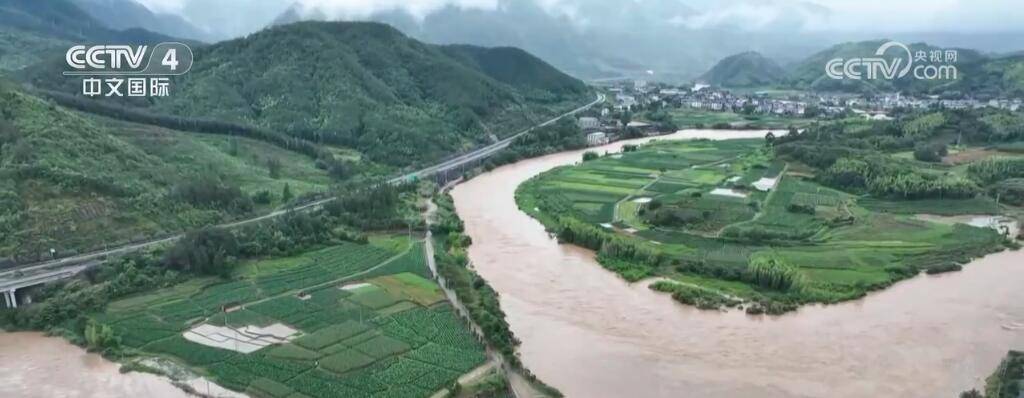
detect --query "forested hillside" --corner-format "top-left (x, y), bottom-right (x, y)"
top-left (699, 51), bottom-right (786, 88)
top-left (0, 83), bottom-right (333, 262)
top-left (0, 0), bottom-right (175, 71)
top-left (698, 40), bottom-right (1024, 97)
top-left (23, 21), bottom-right (592, 167)
top-left (784, 40), bottom-right (1024, 97)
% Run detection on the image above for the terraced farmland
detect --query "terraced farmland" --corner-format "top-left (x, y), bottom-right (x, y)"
top-left (96, 240), bottom-right (487, 398)
top-left (517, 138), bottom-right (1011, 313)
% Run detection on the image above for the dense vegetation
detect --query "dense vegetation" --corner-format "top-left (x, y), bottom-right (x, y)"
top-left (703, 41), bottom-right (1024, 97)
top-left (517, 128), bottom-right (1016, 314)
top-left (2, 190), bottom-right (493, 398)
top-left (963, 351), bottom-right (1024, 398)
top-left (0, 84), bottom-right (335, 262)
top-left (486, 118), bottom-right (587, 168)
top-left (0, 0), bottom-right (176, 71)
top-left (699, 51), bottom-right (786, 88)
top-left (776, 108), bottom-right (1024, 202)
top-left (22, 21), bottom-right (591, 168)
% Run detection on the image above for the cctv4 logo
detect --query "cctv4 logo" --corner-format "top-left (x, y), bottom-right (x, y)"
top-left (66, 45), bottom-right (181, 71)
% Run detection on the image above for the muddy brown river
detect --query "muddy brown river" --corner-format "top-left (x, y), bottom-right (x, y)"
top-left (0, 332), bottom-right (191, 398)
top-left (0, 130), bottom-right (1021, 397)
top-left (450, 130), bottom-right (1024, 398)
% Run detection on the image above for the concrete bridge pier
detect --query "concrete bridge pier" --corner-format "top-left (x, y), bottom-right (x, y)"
top-left (2, 289), bottom-right (15, 309)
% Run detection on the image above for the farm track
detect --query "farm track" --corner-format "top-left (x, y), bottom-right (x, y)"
top-left (611, 153), bottom-right (762, 238)
top-left (422, 194), bottom-right (546, 398)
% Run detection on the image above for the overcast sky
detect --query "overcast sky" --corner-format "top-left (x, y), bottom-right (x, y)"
top-left (134, 0), bottom-right (1024, 35)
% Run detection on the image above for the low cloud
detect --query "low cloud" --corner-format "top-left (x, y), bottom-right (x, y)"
top-left (293, 0), bottom-right (500, 20)
top-left (676, 0), bottom-right (1024, 33)
top-left (133, 0), bottom-right (1024, 36)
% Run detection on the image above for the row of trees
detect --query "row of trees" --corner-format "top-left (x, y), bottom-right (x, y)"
top-left (324, 183), bottom-right (413, 230)
top-left (164, 211), bottom-right (341, 277)
top-left (968, 158), bottom-right (1024, 184)
top-left (820, 157), bottom-right (980, 199)
top-left (431, 194), bottom-right (521, 370)
top-left (169, 177), bottom-right (254, 214)
top-left (556, 217), bottom-right (667, 269)
top-left (744, 255), bottom-right (805, 292)
top-left (486, 118), bottom-right (587, 168)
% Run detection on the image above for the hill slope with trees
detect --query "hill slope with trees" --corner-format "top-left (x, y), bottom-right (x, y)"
top-left (22, 21), bottom-right (592, 167)
top-left (699, 51), bottom-right (786, 88)
top-left (0, 83), bottom-right (333, 262)
top-left (783, 40), bottom-right (1024, 97)
top-left (0, 0), bottom-right (178, 71)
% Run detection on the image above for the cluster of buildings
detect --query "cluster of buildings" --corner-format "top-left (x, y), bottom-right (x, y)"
top-left (581, 80), bottom-right (1024, 147)
top-left (822, 93), bottom-right (1024, 112)
top-left (605, 79), bottom-right (1024, 122)
top-left (607, 81), bottom-right (810, 116)
top-left (577, 116), bottom-right (655, 147)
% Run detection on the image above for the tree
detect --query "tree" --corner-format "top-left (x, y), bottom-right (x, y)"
top-left (913, 143), bottom-right (947, 162)
top-left (266, 157), bottom-right (282, 179)
top-left (84, 320), bottom-right (118, 351)
top-left (228, 138), bottom-right (240, 156)
top-left (959, 389), bottom-right (983, 398)
top-left (745, 254), bottom-right (804, 292)
top-left (163, 227), bottom-right (239, 276)
top-left (619, 111), bottom-right (633, 126)
top-left (582, 151), bottom-right (599, 162)
top-left (282, 183), bottom-right (294, 203)
top-left (803, 105), bottom-right (822, 118)
top-left (765, 131), bottom-right (776, 147)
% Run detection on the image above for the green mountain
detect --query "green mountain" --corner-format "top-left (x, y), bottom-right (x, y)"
top-left (0, 0), bottom-right (175, 71)
top-left (24, 21), bottom-right (591, 167)
top-left (0, 82), bottom-right (332, 261)
top-left (785, 40), bottom-right (1024, 97)
top-left (699, 51), bottom-right (786, 88)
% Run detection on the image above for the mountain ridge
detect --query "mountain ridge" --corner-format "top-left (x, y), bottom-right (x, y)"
top-left (699, 51), bottom-right (786, 88)
top-left (19, 20), bottom-right (592, 167)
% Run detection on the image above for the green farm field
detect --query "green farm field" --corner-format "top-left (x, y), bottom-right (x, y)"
top-left (517, 138), bottom-right (1012, 313)
top-left (94, 239), bottom-right (486, 398)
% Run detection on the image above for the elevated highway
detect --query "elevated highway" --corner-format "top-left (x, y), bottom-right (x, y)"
top-left (0, 93), bottom-right (604, 308)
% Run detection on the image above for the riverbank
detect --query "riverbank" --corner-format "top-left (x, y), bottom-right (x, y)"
top-left (450, 129), bottom-right (1024, 397)
top-left (515, 134), bottom-right (1012, 313)
top-left (0, 332), bottom-right (193, 398)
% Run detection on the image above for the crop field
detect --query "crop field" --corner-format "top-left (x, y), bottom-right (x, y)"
top-left (520, 139), bottom-right (764, 224)
top-left (96, 239), bottom-right (486, 398)
top-left (517, 138), bottom-right (1010, 312)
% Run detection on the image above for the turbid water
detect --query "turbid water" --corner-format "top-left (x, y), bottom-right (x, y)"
top-left (450, 129), bottom-right (1024, 398)
top-left (0, 331), bottom-right (254, 398)
top-left (0, 130), bottom-right (1020, 397)
top-left (0, 332), bottom-right (193, 398)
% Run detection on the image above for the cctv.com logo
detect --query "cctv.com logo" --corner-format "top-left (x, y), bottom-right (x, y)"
top-left (825, 41), bottom-right (958, 81)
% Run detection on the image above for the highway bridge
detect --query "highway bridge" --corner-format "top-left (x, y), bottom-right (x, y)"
top-left (0, 94), bottom-right (603, 308)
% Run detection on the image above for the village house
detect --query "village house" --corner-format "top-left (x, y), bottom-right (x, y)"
top-left (577, 117), bottom-right (601, 131)
top-left (586, 131), bottom-right (609, 146)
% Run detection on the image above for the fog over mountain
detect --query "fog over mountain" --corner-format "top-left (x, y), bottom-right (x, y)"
top-left (133, 0), bottom-right (1024, 81)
